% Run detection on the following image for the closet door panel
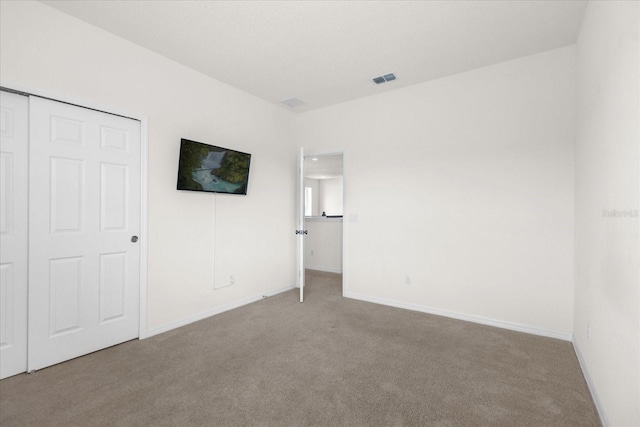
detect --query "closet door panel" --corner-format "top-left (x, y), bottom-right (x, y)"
top-left (28, 97), bottom-right (141, 371)
top-left (0, 91), bottom-right (29, 379)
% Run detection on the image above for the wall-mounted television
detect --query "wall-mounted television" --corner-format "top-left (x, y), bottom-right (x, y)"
top-left (177, 138), bottom-right (251, 195)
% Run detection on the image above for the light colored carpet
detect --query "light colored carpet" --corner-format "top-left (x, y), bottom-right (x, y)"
top-left (0, 270), bottom-right (600, 426)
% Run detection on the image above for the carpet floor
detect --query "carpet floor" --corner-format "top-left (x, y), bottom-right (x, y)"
top-left (0, 270), bottom-right (600, 426)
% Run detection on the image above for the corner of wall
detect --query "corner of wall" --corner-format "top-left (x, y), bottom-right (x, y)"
top-left (571, 335), bottom-right (609, 426)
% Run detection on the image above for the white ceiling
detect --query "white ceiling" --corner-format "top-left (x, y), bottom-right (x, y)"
top-left (305, 154), bottom-right (343, 179)
top-left (41, 0), bottom-right (587, 113)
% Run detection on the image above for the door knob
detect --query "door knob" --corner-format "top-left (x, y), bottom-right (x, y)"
top-left (131, 236), bottom-right (139, 243)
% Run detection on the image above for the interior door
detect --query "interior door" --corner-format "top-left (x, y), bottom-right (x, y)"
top-left (0, 91), bottom-right (29, 379)
top-left (296, 147), bottom-right (305, 302)
top-left (28, 97), bottom-right (141, 371)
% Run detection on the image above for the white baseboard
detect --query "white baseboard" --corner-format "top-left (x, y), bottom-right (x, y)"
top-left (572, 335), bottom-right (609, 427)
top-left (304, 265), bottom-right (342, 274)
top-left (144, 284), bottom-right (296, 338)
top-left (344, 291), bottom-right (573, 341)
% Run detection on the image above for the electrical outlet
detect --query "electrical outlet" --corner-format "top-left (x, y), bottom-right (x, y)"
top-left (229, 274), bottom-right (235, 285)
top-left (310, 249), bottom-right (314, 256)
top-left (587, 323), bottom-right (591, 341)
top-left (405, 275), bottom-right (411, 286)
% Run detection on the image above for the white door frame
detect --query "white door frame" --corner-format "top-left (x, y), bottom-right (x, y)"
top-left (0, 83), bottom-right (150, 340)
top-left (301, 148), bottom-right (348, 298)
top-left (297, 147), bottom-right (305, 302)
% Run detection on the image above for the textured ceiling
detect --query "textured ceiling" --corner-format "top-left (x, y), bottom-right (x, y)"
top-left (41, 0), bottom-right (587, 113)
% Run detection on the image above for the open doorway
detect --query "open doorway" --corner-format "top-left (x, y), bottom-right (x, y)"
top-left (302, 153), bottom-right (344, 298)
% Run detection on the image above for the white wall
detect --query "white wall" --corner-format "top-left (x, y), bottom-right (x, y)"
top-left (297, 46), bottom-right (576, 337)
top-left (0, 1), bottom-right (296, 333)
top-left (319, 177), bottom-right (344, 216)
top-left (574, 1), bottom-right (639, 425)
top-left (304, 219), bottom-right (343, 273)
top-left (305, 177), bottom-right (343, 216)
top-left (304, 178), bottom-right (320, 217)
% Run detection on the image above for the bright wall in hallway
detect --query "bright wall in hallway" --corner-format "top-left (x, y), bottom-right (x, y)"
top-left (319, 178), bottom-right (344, 216)
top-left (304, 219), bottom-right (343, 273)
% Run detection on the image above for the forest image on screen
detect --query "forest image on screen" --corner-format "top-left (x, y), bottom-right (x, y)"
top-left (177, 139), bottom-right (251, 194)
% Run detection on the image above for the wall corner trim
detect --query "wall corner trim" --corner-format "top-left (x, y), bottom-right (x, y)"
top-left (144, 284), bottom-right (296, 338)
top-left (572, 335), bottom-right (609, 427)
top-left (344, 292), bottom-right (573, 341)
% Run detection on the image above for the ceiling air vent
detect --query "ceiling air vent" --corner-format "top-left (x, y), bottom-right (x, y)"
top-left (280, 97), bottom-right (305, 108)
top-left (372, 73), bottom-right (397, 84)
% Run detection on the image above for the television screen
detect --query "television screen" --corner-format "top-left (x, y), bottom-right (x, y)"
top-left (177, 138), bottom-right (251, 195)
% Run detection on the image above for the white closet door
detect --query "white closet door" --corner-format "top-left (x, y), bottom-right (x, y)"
top-left (0, 92), bottom-right (29, 379)
top-left (28, 97), bottom-right (141, 371)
